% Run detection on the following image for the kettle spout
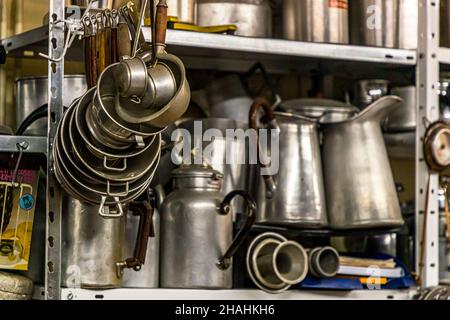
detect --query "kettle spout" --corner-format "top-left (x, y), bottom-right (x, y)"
top-left (355, 95), bottom-right (403, 123)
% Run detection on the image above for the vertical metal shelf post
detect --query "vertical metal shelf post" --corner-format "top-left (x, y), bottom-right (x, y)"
top-left (45, 0), bottom-right (65, 300)
top-left (416, 0), bottom-right (440, 287)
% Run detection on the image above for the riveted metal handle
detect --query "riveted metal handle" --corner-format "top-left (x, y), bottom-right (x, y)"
top-left (98, 196), bottom-right (124, 218)
top-left (103, 156), bottom-right (127, 172)
top-left (217, 190), bottom-right (256, 270)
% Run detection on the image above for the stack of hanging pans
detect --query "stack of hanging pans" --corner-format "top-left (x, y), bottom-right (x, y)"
top-left (53, 64), bottom-right (164, 217)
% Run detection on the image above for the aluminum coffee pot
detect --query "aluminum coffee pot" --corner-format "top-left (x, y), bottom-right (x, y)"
top-left (157, 165), bottom-right (256, 289)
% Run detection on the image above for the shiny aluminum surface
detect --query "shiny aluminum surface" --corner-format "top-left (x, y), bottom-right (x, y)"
top-left (256, 112), bottom-right (328, 228)
top-left (322, 96), bottom-right (404, 229)
top-left (384, 86), bottom-right (417, 132)
top-left (283, 0), bottom-right (349, 44)
top-left (197, 0), bottom-right (272, 37)
top-left (61, 196), bottom-right (125, 289)
top-left (167, 0), bottom-right (196, 24)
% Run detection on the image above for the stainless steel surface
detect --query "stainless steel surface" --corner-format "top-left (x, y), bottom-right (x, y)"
top-left (350, 0), bottom-right (398, 48)
top-left (160, 166), bottom-right (242, 289)
top-left (167, 0), bottom-right (196, 24)
top-left (322, 96), bottom-right (404, 229)
top-left (246, 232), bottom-right (308, 294)
top-left (203, 75), bottom-right (253, 123)
top-left (123, 207), bottom-right (160, 288)
top-left (176, 118), bottom-right (257, 214)
top-left (256, 112), bottom-right (328, 228)
top-left (46, 0), bottom-right (65, 301)
top-left (283, 0), bottom-right (349, 44)
top-left (197, 0), bottom-right (272, 37)
top-left (398, 0), bottom-right (418, 49)
top-left (61, 196), bottom-right (125, 289)
top-left (354, 79), bottom-right (390, 109)
top-left (0, 272), bottom-right (33, 300)
top-left (281, 98), bottom-right (358, 123)
top-left (384, 86), bottom-right (417, 132)
top-left (308, 247), bottom-right (340, 278)
top-left (15, 76), bottom-right (87, 136)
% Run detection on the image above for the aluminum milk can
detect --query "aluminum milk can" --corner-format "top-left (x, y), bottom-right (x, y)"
top-left (158, 165), bottom-right (256, 289)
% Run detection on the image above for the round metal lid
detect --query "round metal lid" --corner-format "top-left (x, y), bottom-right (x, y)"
top-left (0, 272), bottom-right (33, 296)
top-left (281, 98), bottom-right (359, 123)
top-left (171, 164), bottom-right (224, 180)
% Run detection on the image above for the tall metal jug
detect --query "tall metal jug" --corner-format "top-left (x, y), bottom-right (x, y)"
top-left (158, 165), bottom-right (256, 289)
top-left (322, 96), bottom-right (404, 229)
top-left (249, 98), bottom-right (328, 228)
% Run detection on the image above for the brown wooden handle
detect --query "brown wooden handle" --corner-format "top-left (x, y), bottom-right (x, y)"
top-left (89, 36), bottom-right (98, 87)
top-left (111, 28), bottom-right (119, 64)
top-left (125, 201), bottom-right (154, 270)
top-left (155, 2), bottom-right (168, 46)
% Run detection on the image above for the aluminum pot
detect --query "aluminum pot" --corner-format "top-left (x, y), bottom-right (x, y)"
top-left (350, 0), bottom-right (398, 48)
top-left (61, 196), bottom-right (126, 289)
top-left (398, 0), bottom-right (418, 49)
top-left (0, 272), bottom-right (33, 300)
top-left (354, 79), bottom-right (390, 109)
top-left (158, 165), bottom-right (256, 289)
top-left (283, 0), bottom-right (349, 44)
top-left (167, 0), bottom-right (196, 24)
top-left (174, 118), bottom-right (257, 214)
top-left (15, 76), bottom-right (87, 136)
top-left (384, 86), bottom-right (416, 132)
top-left (197, 0), bottom-right (272, 37)
top-left (250, 99), bottom-right (328, 228)
top-left (321, 96), bottom-right (404, 229)
top-left (203, 75), bottom-right (253, 123)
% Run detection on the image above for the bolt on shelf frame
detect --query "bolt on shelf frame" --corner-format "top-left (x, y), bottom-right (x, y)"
top-left (40, 0), bottom-right (441, 299)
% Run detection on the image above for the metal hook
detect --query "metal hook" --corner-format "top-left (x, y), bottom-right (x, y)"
top-left (11, 141), bottom-right (29, 188)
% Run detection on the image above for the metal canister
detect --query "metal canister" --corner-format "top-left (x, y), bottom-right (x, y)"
top-left (159, 165), bottom-right (256, 289)
top-left (15, 76), bottom-right (87, 136)
top-left (283, 0), bottom-right (349, 44)
top-left (354, 79), bottom-right (390, 109)
top-left (167, 0), bottom-right (196, 24)
top-left (197, 0), bottom-right (272, 37)
top-left (350, 0), bottom-right (398, 48)
top-left (61, 196), bottom-right (125, 289)
top-left (0, 272), bottom-right (33, 300)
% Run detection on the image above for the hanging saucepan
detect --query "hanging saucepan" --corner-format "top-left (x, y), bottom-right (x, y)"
top-left (114, 52), bottom-right (191, 128)
top-left (76, 88), bottom-right (159, 158)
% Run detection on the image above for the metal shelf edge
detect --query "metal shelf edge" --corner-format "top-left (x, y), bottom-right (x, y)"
top-left (59, 288), bottom-right (415, 301)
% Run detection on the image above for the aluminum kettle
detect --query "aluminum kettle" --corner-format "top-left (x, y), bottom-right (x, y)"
top-left (322, 96), bottom-right (404, 229)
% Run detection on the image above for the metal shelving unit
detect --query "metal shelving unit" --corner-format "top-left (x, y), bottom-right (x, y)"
top-left (0, 0), bottom-right (445, 300)
top-left (0, 136), bottom-right (47, 154)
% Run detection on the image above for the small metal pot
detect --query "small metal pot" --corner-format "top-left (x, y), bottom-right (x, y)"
top-left (384, 86), bottom-right (416, 132)
top-left (354, 79), bottom-right (390, 109)
top-left (197, 0), bottom-right (272, 37)
top-left (307, 247), bottom-right (340, 278)
top-left (283, 0), bottom-right (349, 44)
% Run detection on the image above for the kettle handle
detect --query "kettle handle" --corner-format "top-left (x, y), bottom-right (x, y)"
top-left (116, 199), bottom-right (155, 278)
top-left (249, 97), bottom-right (278, 198)
top-left (216, 190), bottom-right (257, 270)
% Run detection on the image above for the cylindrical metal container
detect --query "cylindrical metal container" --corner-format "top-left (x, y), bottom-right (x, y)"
top-left (250, 107), bottom-right (328, 228)
top-left (354, 79), bottom-right (390, 109)
top-left (61, 196), bottom-right (125, 289)
top-left (159, 165), bottom-right (255, 289)
top-left (384, 86), bottom-right (416, 132)
top-left (283, 0), bottom-right (349, 44)
top-left (398, 0), bottom-right (418, 49)
top-left (167, 0), bottom-right (196, 24)
top-left (197, 0), bottom-right (272, 37)
top-left (15, 76), bottom-right (87, 136)
top-left (175, 118), bottom-right (257, 214)
top-left (308, 247), bottom-right (340, 278)
top-left (350, 0), bottom-right (398, 48)
top-left (123, 207), bottom-right (160, 288)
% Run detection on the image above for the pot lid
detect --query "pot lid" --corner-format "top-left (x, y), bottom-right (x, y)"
top-left (281, 99), bottom-right (359, 123)
top-left (171, 164), bottom-right (224, 180)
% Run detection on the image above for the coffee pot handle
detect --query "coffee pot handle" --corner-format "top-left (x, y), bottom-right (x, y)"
top-left (249, 98), bottom-right (278, 198)
top-left (216, 190), bottom-right (256, 270)
top-left (116, 200), bottom-right (155, 278)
